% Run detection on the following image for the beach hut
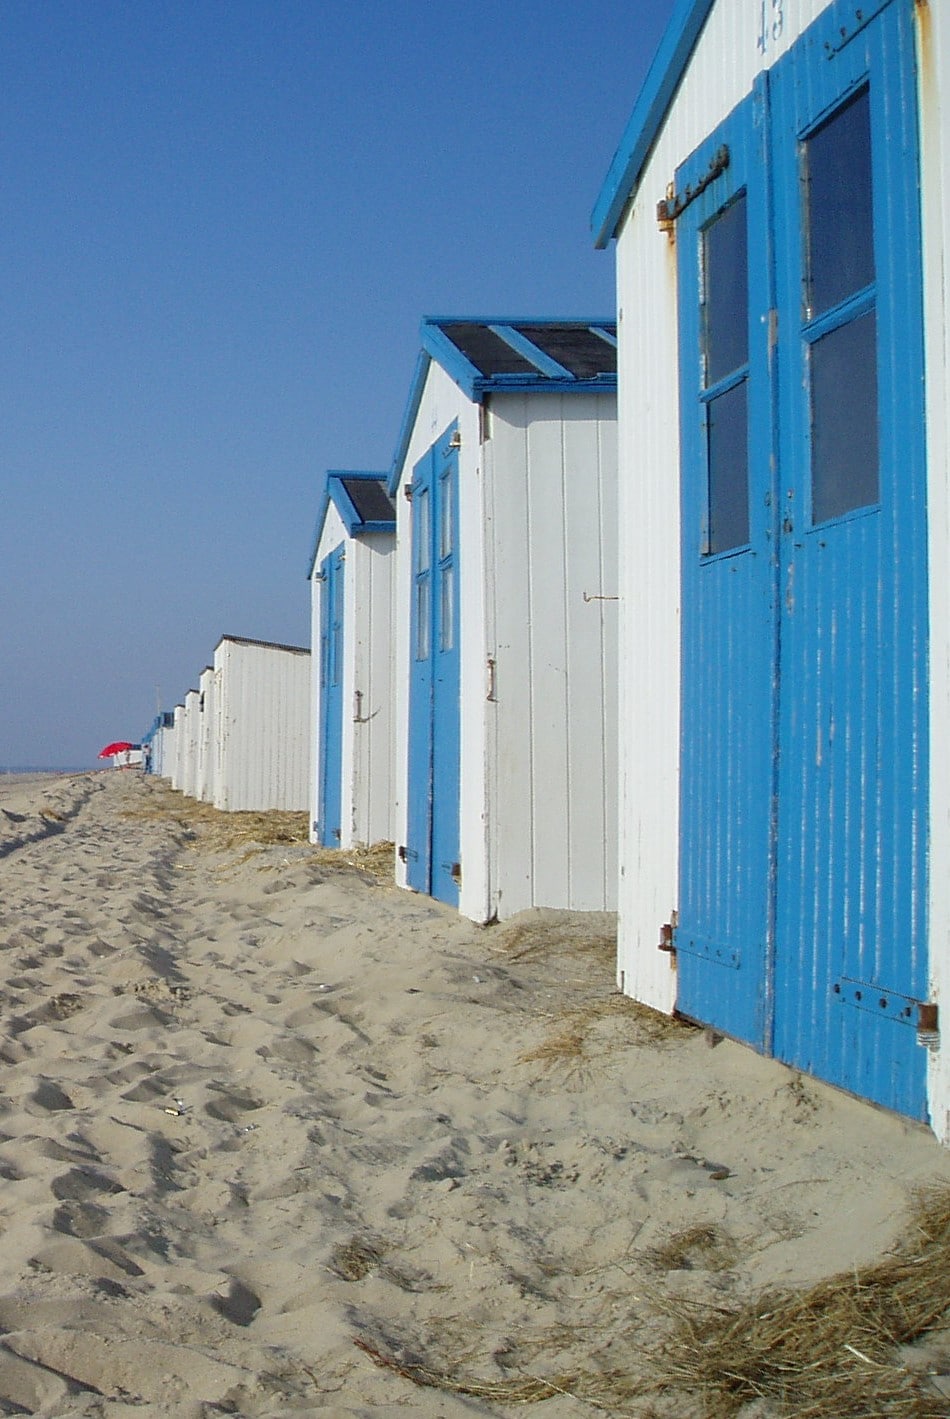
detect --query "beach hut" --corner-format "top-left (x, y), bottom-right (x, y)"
top-left (389, 317), bottom-right (618, 923)
top-left (211, 635), bottom-right (311, 812)
top-left (195, 665), bottom-right (217, 804)
top-left (593, 0), bottom-right (949, 1132)
top-left (180, 688), bottom-right (202, 800)
top-left (307, 471), bottom-right (396, 849)
top-left (170, 704), bottom-right (187, 792)
top-left (141, 712), bottom-right (175, 776)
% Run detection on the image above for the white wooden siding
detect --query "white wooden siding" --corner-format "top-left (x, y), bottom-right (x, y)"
top-left (392, 362), bottom-right (617, 922)
top-left (181, 689), bottom-right (201, 800)
top-left (196, 666), bottom-right (216, 803)
top-left (918, 0), bottom-right (950, 1142)
top-left (309, 504), bottom-right (396, 849)
top-left (213, 638), bottom-right (311, 812)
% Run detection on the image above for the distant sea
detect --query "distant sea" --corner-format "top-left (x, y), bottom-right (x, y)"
top-left (0, 767), bottom-right (94, 776)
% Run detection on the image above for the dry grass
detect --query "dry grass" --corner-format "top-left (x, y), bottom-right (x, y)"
top-left (646, 1223), bottom-right (738, 1274)
top-left (349, 1190), bottom-right (950, 1417)
top-left (647, 1183), bottom-right (950, 1417)
top-left (123, 783), bottom-right (393, 878)
top-left (520, 995), bottom-right (686, 1070)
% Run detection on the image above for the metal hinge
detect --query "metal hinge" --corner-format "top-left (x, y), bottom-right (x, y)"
top-left (657, 145), bottom-right (730, 231)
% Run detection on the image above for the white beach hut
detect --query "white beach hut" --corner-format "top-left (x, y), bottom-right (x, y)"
top-left (195, 665), bottom-right (216, 804)
top-left (593, 0), bottom-right (949, 1132)
top-left (180, 688), bottom-right (202, 801)
top-left (211, 635), bottom-right (311, 813)
top-left (389, 317), bottom-right (618, 923)
top-left (170, 703), bottom-right (187, 792)
top-left (307, 471), bottom-right (396, 849)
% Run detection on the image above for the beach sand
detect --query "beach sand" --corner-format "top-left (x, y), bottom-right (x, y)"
top-left (0, 770), bottom-right (949, 1417)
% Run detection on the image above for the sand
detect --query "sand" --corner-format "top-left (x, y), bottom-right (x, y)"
top-left (0, 770), bottom-right (948, 1418)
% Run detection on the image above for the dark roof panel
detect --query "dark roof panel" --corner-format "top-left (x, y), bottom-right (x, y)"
top-left (514, 324), bottom-right (617, 378)
top-left (341, 476), bottom-right (395, 525)
top-left (441, 322), bottom-right (538, 377)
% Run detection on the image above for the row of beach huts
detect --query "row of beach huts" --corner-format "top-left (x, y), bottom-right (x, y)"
top-left (142, 0), bottom-right (950, 1143)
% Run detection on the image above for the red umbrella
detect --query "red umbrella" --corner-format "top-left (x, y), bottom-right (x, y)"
top-left (98, 741), bottom-right (135, 759)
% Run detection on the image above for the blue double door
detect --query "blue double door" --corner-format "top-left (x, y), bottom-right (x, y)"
top-left (406, 426), bottom-right (461, 907)
top-left (676, 0), bottom-right (929, 1117)
top-left (317, 544), bottom-right (345, 847)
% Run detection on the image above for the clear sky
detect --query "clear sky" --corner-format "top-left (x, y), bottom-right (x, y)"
top-left (1, 0), bottom-right (674, 769)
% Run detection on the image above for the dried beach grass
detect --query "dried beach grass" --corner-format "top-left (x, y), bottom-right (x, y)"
top-left (123, 783), bottom-right (393, 877)
top-left (648, 1182), bottom-right (950, 1417)
top-left (520, 994), bottom-right (685, 1070)
top-left (646, 1222), bottom-right (738, 1274)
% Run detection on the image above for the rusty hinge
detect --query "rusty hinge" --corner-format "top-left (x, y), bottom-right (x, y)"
top-left (657, 145), bottom-right (730, 232)
top-left (658, 922), bottom-right (675, 953)
top-left (918, 1001), bottom-right (939, 1051)
top-left (403, 483), bottom-right (413, 501)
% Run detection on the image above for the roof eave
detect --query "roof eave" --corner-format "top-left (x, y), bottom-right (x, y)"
top-left (591, 0), bottom-right (716, 248)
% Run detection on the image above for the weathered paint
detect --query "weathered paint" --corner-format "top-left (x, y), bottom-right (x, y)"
top-left (602, 0), bottom-right (942, 1129)
top-left (390, 328), bottom-right (618, 923)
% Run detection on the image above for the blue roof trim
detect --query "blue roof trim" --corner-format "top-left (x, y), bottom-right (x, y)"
top-left (389, 316), bottom-right (617, 493)
top-left (591, 0), bottom-right (716, 247)
top-left (307, 469), bottom-right (392, 578)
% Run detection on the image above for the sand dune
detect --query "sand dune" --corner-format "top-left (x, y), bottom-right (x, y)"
top-left (0, 771), bottom-right (948, 1417)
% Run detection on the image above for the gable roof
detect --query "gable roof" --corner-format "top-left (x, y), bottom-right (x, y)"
top-left (592, 0), bottom-right (716, 247)
top-left (306, 470), bottom-right (395, 579)
top-left (390, 317), bottom-right (617, 491)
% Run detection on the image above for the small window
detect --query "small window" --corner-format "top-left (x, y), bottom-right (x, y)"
top-left (703, 194), bottom-right (748, 387)
top-left (439, 470), bottom-right (454, 560)
top-left (415, 581), bottom-right (430, 661)
top-left (706, 381), bottom-right (750, 553)
top-left (804, 87), bottom-right (874, 320)
top-left (700, 193), bottom-right (750, 554)
top-left (440, 565), bottom-right (455, 652)
top-left (414, 487), bottom-right (430, 573)
top-left (811, 310), bottom-right (878, 523)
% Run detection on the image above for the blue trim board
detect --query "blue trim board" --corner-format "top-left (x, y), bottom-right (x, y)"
top-left (306, 469), bottom-right (392, 578)
top-left (592, 0), bottom-right (716, 247)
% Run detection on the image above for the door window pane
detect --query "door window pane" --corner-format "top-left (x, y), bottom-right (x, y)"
top-left (707, 379), bottom-right (749, 553)
top-left (439, 469), bottom-right (454, 559)
top-left (703, 194), bottom-right (748, 387)
top-left (414, 487), bottom-right (430, 573)
top-left (440, 565), bottom-right (454, 651)
top-left (811, 309), bottom-right (878, 524)
top-left (415, 580), bottom-right (430, 661)
top-left (804, 88), bottom-right (874, 319)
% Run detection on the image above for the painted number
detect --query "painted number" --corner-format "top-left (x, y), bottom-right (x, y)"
top-left (757, 0), bottom-right (784, 54)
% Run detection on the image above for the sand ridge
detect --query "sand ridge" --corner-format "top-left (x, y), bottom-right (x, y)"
top-left (0, 771), bottom-right (948, 1417)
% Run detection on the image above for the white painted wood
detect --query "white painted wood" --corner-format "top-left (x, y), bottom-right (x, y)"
top-left (170, 705), bottom-right (186, 792)
top-left (212, 637), bottom-right (311, 812)
top-left (195, 666), bottom-right (216, 803)
top-left (309, 500), bottom-right (396, 849)
top-left (392, 360), bottom-right (618, 923)
top-left (918, 0), bottom-right (950, 1144)
top-left (179, 690), bottom-right (201, 800)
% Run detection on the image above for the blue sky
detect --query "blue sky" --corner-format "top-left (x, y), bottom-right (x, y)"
top-left (0, 0), bottom-right (674, 769)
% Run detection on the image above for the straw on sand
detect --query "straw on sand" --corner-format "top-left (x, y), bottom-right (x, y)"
top-left (648, 1183), bottom-right (950, 1417)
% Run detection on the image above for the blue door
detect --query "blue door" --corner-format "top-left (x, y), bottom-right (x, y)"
top-left (676, 0), bottom-right (928, 1117)
top-left (406, 426), bottom-right (461, 906)
top-left (318, 544), bottom-right (345, 847)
